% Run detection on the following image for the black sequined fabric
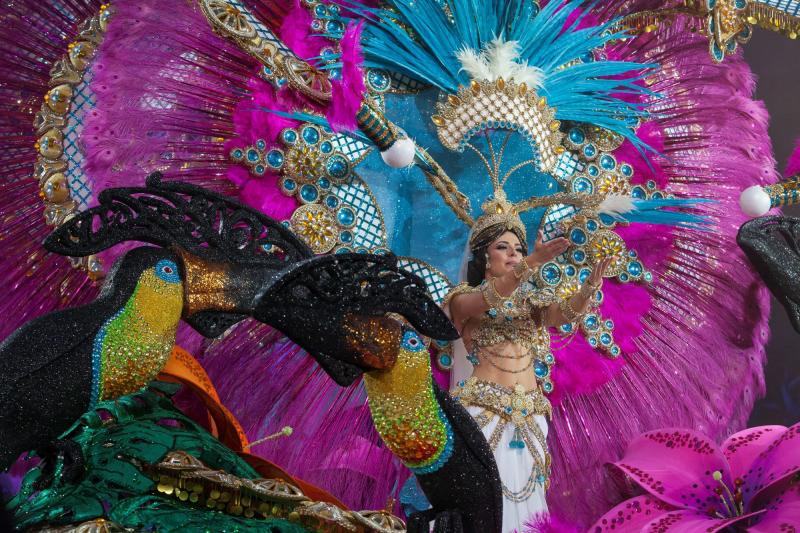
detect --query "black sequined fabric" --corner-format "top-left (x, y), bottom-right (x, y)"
top-left (44, 172), bottom-right (313, 266)
top-left (738, 216), bottom-right (800, 332)
top-left (0, 247), bottom-right (178, 470)
top-left (409, 384), bottom-right (503, 533)
top-left (253, 253), bottom-right (458, 385)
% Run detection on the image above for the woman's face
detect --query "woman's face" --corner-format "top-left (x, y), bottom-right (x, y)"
top-left (485, 231), bottom-right (525, 279)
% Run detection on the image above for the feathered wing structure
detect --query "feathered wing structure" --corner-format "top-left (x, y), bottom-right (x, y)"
top-left (0, 0), bottom-right (107, 340)
top-left (347, 0), bottom-right (653, 145)
top-left (0, 0), bottom-right (416, 515)
top-left (0, 0), bottom-right (778, 528)
top-left (541, 4), bottom-right (776, 521)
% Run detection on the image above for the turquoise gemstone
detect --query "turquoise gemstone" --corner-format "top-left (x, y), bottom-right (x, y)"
top-left (337, 207), bottom-right (355, 226)
top-left (300, 184), bottom-right (318, 202)
top-left (568, 127), bottom-right (585, 144)
top-left (573, 177), bottom-right (593, 193)
top-left (320, 141), bottom-right (333, 153)
top-left (584, 314), bottom-right (599, 330)
top-left (246, 149), bottom-right (259, 162)
top-left (621, 164), bottom-right (633, 176)
top-left (583, 144), bottom-right (597, 158)
top-left (541, 263), bottom-right (561, 285)
top-left (439, 354), bottom-right (452, 367)
top-left (282, 178), bottom-right (296, 191)
top-left (325, 195), bottom-right (339, 208)
top-left (254, 165), bottom-right (265, 175)
top-left (266, 150), bottom-right (284, 168)
top-left (327, 19), bottom-right (344, 33)
top-left (327, 155), bottom-right (349, 179)
top-left (600, 333), bottom-right (612, 345)
top-left (599, 154), bottom-right (616, 170)
top-left (317, 177), bottom-right (330, 189)
top-left (570, 228), bottom-right (587, 245)
top-left (282, 130), bottom-right (297, 144)
top-left (256, 139), bottom-right (266, 150)
top-left (231, 148), bottom-right (243, 159)
top-left (543, 381), bottom-right (553, 393)
top-left (302, 127), bottom-right (320, 145)
top-left (619, 273), bottom-right (630, 282)
top-left (534, 359), bottom-right (549, 378)
top-left (588, 164), bottom-right (599, 176)
top-left (565, 265), bottom-right (576, 277)
top-left (632, 186), bottom-right (646, 199)
top-left (572, 250), bottom-right (586, 263)
top-left (586, 219), bottom-right (598, 231)
top-left (628, 261), bottom-right (643, 276)
top-left (339, 230), bottom-right (352, 243)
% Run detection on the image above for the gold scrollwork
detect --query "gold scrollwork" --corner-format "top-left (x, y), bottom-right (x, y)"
top-left (198, 0), bottom-right (333, 103)
top-left (32, 4), bottom-right (112, 277)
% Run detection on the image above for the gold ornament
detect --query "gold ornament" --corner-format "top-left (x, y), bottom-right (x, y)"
top-left (289, 204), bottom-right (339, 254)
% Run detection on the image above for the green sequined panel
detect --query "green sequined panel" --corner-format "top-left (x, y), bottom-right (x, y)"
top-left (7, 383), bottom-right (311, 533)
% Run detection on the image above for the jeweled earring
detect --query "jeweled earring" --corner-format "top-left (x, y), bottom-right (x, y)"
top-left (485, 253), bottom-right (490, 270)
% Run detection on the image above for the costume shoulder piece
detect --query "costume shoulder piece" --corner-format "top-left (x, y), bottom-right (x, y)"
top-left (443, 282), bottom-right (480, 309)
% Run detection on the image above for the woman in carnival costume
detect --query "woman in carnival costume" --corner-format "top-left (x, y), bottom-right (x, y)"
top-left (445, 194), bottom-right (612, 527)
top-left (2, 0), bottom-right (799, 530)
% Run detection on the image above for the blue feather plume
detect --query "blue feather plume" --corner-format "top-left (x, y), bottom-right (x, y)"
top-left (331, 0), bottom-right (656, 148)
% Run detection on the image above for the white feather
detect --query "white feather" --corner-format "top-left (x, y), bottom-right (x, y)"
top-left (456, 47), bottom-right (490, 81)
top-left (598, 194), bottom-right (636, 216)
top-left (509, 61), bottom-right (544, 90)
top-left (485, 38), bottom-right (520, 80)
top-left (456, 38), bottom-right (545, 89)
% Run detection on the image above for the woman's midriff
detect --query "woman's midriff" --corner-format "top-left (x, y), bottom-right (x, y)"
top-left (468, 339), bottom-right (539, 390)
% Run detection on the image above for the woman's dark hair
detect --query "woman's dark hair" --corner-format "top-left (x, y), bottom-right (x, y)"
top-left (465, 224), bottom-right (527, 286)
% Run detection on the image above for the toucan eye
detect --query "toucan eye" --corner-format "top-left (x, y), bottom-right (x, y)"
top-left (154, 259), bottom-right (180, 283)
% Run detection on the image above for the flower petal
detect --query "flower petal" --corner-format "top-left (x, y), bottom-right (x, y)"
top-left (589, 495), bottom-right (676, 532)
top-left (721, 425), bottom-right (787, 481)
top-left (743, 422), bottom-right (800, 507)
top-left (611, 429), bottom-right (731, 511)
top-left (748, 481), bottom-right (800, 532)
top-left (643, 510), bottom-right (761, 532)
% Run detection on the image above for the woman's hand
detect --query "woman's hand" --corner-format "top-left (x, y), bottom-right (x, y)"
top-left (527, 231), bottom-right (569, 267)
top-left (587, 256), bottom-right (613, 287)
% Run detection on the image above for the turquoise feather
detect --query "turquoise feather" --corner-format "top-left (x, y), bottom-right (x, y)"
top-left (330, 0), bottom-right (655, 148)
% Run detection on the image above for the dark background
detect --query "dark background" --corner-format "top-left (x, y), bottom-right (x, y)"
top-left (744, 30), bottom-right (800, 427)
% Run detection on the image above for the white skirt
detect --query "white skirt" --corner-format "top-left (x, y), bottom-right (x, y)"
top-left (466, 406), bottom-right (549, 532)
top-left (452, 378), bottom-right (551, 533)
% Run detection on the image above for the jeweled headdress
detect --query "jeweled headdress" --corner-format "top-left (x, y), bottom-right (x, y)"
top-left (469, 192), bottom-right (527, 248)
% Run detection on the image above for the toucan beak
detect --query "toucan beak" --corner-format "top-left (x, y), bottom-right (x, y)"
top-left (177, 250), bottom-right (271, 318)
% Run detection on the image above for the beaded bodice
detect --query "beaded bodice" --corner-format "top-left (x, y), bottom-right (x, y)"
top-left (444, 282), bottom-right (558, 392)
top-left (445, 282), bottom-right (555, 353)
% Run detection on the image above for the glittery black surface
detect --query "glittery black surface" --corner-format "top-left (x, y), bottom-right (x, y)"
top-left (0, 247), bottom-right (178, 470)
top-left (44, 172), bottom-right (313, 266)
top-left (738, 215), bottom-right (800, 332)
top-left (253, 253), bottom-right (459, 385)
top-left (410, 384), bottom-right (503, 533)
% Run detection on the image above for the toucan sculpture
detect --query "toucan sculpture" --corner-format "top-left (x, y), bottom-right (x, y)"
top-left (0, 173), bottom-right (458, 471)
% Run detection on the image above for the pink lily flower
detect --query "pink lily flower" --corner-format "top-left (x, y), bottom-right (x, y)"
top-left (590, 424), bottom-right (800, 532)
